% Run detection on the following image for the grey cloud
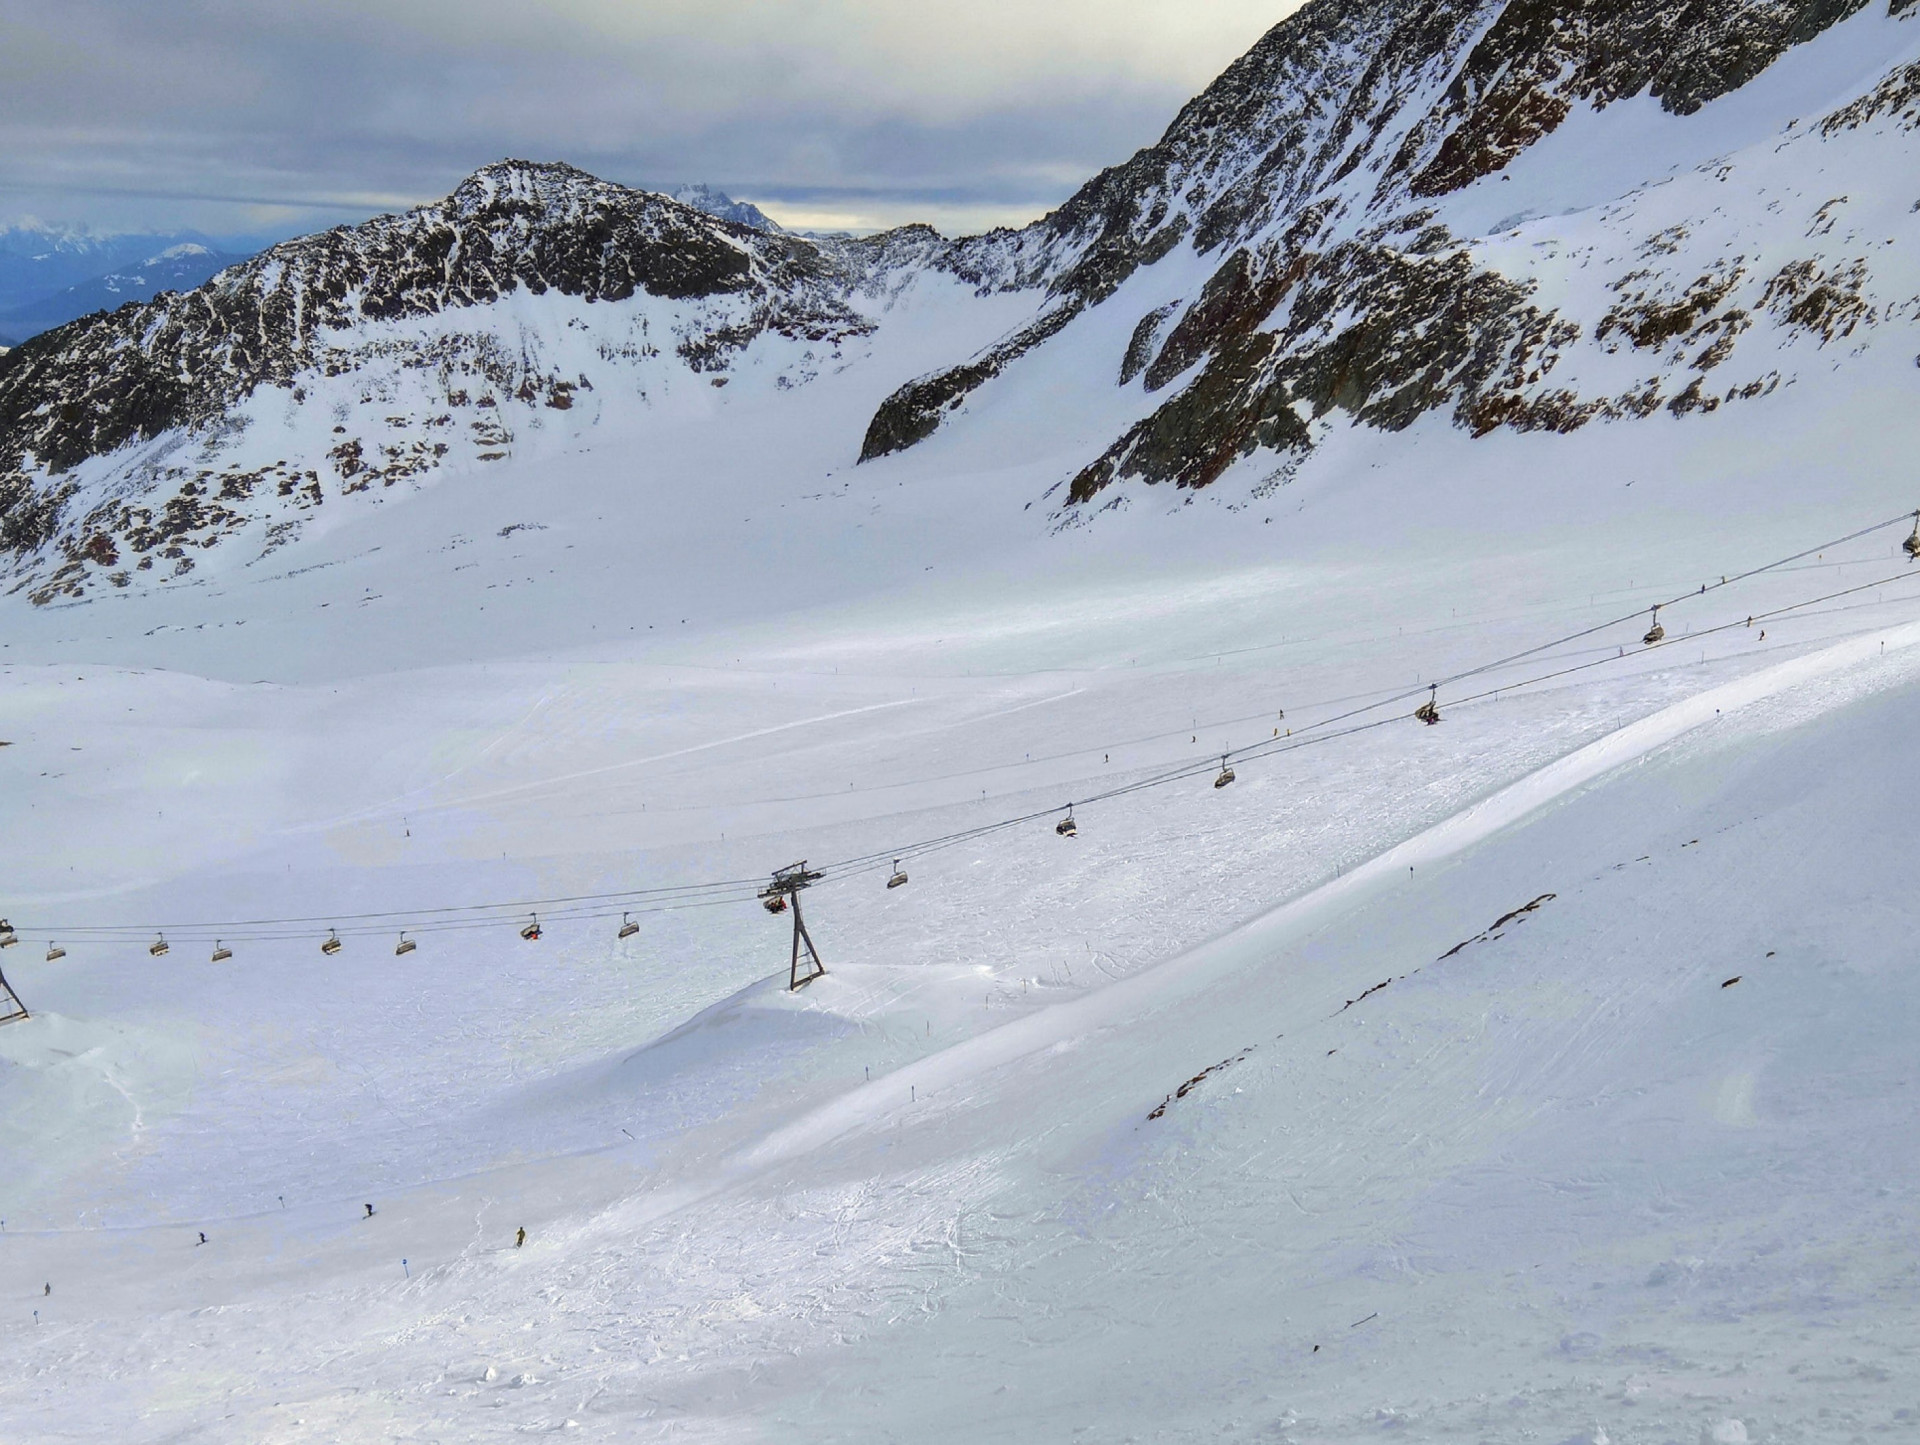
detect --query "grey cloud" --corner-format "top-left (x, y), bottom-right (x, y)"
top-left (0, 0), bottom-right (1293, 237)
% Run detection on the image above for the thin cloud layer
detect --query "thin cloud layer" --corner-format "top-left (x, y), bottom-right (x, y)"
top-left (0, 0), bottom-right (1299, 239)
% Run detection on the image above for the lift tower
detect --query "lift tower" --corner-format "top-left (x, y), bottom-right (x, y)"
top-left (759, 863), bottom-right (826, 990)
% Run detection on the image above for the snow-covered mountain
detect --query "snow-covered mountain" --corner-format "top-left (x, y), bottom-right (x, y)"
top-left (2, 0), bottom-right (1918, 610)
top-left (666, 183), bottom-right (784, 233)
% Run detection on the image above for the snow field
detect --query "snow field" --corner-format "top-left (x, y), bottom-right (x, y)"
top-left (6, 427), bottom-right (1920, 1439)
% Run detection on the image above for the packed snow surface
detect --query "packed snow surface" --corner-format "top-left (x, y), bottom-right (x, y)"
top-left (4, 332), bottom-right (1919, 1439)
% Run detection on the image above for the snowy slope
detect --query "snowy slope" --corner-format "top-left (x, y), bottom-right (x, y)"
top-left (4, 544), bottom-right (1920, 1442)
top-left (2, 1), bottom-right (1920, 1441)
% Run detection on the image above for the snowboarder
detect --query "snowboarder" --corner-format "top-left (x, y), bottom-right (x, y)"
top-left (364, 1203), bottom-right (375, 1219)
top-left (516, 1226), bottom-right (526, 1248)
top-left (197, 1232), bottom-right (207, 1246)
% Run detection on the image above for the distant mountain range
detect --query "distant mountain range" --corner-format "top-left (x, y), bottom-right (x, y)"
top-left (0, 241), bottom-right (247, 340)
top-left (0, 224), bottom-right (278, 346)
top-left (4, 0), bottom-right (1919, 606)
top-left (666, 185), bottom-right (783, 233)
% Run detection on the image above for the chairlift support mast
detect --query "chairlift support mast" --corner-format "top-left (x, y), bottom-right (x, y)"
top-left (760, 862), bottom-right (827, 990)
top-left (0, 953), bottom-right (26, 1027)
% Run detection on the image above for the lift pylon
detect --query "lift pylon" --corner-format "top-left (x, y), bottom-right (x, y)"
top-left (760, 861), bottom-right (827, 990)
top-left (0, 958), bottom-right (27, 1027)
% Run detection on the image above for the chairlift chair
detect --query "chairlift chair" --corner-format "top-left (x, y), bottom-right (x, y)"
top-left (320, 929), bottom-right (342, 956)
top-left (520, 915), bottom-right (542, 942)
top-left (45, 942), bottom-right (65, 962)
top-left (395, 932), bottom-right (417, 956)
top-left (150, 935), bottom-right (170, 958)
top-left (1056, 809), bottom-right (1078, 837)
top-left (1906, 515), bottom-right (1920, 560)
top-left (763, 894), bottom-right (788, 914)
top-left (1414, 685), bottom-right (1440, 725)
top-left (1213, 756), bottom-right (1236, 788)
top-left (618, 913), bottom-right (639, 939)
top-left (1643, 605), bottom-right (1665, 645)
top-left (211, 942), bottom-right (232, 963)
top-left (0, 920), bottom-right (15, 949)
top-left (887, 860), bottom-right (909, 889)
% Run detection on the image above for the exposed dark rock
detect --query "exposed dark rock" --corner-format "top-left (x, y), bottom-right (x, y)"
top-left (1070, 323), bottom-right (1307, 501)
top-left (1761, 256), bottom-right (1877, 340)
top-left (5, 0), bottom-right (1914, 583)
top-left (1073, 235), bottom-right (1567, 501)
top-left (859, 305), bottom-right (1078, 461)
top-left (1599, 264), bottom-right (1747, 350)
top-left (1145, 249), bottom-right (1281, 393)
top-left (1406, 0), bottom-right (1875, 197)
top-left (864, 0), bottom-right (1895, 479)
top-left (1120, 302), bottom-right (1183, 386)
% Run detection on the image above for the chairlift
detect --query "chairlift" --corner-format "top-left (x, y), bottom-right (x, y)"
top-left (618, 912), bottom-right (639, 939)
top-left (45, 942), bottom-right (65, 962)
top-left (520, 915), bottom-right (542, 942)
top-left (395, 933), bottom-right (417, 956)
top-left (1905, 515), bottom-right (1919, 560)
top-left (150, 935), bottom-right (170, 958)
top-left (0, 919), bottom-right (15, 949)
top-left (211, 941), bottom-right (232, 963)
top-left (887, 859), bottom-right (909, 889)
top-left (321, 929), bottom-right (342, 957)
top-left (1213, 756), bottom-right (1236, 789)
top-left (1414, 684), bottom-right (1440, 725)
top-left (1056, 808), bottom-right (1078, 837)
top-left (763, 894), bottom-right (788, 915)
top-left (1642, 605), bottom-right (1665, 645)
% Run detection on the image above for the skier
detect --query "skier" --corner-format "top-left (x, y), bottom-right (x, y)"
top-left (197, 1232), bottom-right (207, 1246)
top-left (516, 1226), bottom-right (526, 1248)
top-left (364, 1203), bottom-right (375, 1219)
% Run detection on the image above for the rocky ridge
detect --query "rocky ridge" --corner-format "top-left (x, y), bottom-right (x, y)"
top-left (0, 163), bottom-right (1023, 600)
top-left (868, 0), bottom-right (1920, 505)
top-left (4, 0), bottom-right (1920, 601)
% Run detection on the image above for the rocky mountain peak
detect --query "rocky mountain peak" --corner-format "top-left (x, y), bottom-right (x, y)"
top-left (668, 184), bottom-right (784, 233)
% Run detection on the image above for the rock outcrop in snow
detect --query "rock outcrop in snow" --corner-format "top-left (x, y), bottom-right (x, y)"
top-left (868, 0), bottom-right (1920, 502)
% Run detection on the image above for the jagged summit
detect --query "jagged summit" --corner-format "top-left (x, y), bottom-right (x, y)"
top-left (667, 184), bottom-right (784, 233)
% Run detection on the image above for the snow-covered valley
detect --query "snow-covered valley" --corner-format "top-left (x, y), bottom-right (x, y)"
top-left (5, 345), bottom-right (1920, 1439)
top-left (5, 0), bottom-right (1920, 1440)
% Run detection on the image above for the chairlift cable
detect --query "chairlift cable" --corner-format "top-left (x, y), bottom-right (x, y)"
top-left (12, 511), bottom-right (1920, 950)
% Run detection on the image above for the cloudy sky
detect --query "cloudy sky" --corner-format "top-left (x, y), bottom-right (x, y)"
top-left (0, 0), bottom-right (1301, 242)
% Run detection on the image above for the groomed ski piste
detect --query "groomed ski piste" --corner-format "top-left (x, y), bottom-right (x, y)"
top-left (7, 16), bottom-right (1920, 1440)
top-left (4, 345), bottom-right (1919, 1441)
